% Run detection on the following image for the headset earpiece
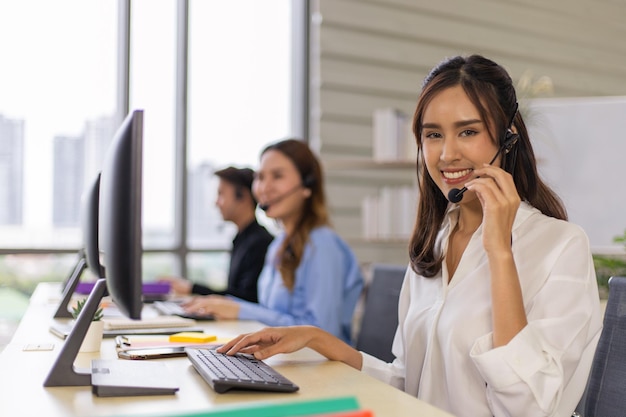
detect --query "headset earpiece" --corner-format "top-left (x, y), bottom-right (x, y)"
top-left (502, 130), bottom-right (519, 154)
top-left (234, 187), bottom-right (244, 200)
top-left (502, 102), bottom-right (519, 155)
top-left (302, 174), bottom-right (315, 189)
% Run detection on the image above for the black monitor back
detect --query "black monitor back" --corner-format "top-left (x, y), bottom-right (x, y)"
top-left (98, 109), bottom-right (144, 319)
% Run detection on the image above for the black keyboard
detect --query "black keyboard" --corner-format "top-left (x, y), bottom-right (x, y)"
top-left (153, 300), bottom-right (215, 321)
top-left (185, 347), bottom-right (299, 394)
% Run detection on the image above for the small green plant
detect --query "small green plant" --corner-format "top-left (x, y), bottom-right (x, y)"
top-left (614, 229), bottom-right (626, 246)
top-left (72, 298), bottom-right (103, 321)
top-left (593, 229), bottom-right (626, 299)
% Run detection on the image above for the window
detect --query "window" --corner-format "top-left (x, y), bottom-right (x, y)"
top-left (187, 0), bottom-right (292, 248)
top-left (129, 0), bottom-right (178, 249)
top-left (0, 1), bottom-right (117, 249)
top-left (0, 0), bottom-right (299, 314)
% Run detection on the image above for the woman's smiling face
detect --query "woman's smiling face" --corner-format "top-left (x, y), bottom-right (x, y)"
top-left (420, 85), bottom-right (500, 204)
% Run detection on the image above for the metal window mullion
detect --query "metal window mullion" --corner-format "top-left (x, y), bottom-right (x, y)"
top-left (117, 0), bottom-right (131, 127)
top-left (291, 0), bottom-right (310, 141)
top-left (173, 0), bottom-right (190, 278)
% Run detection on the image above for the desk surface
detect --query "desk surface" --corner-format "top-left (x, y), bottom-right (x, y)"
top-left (0, 283), bottom-right (453, 417)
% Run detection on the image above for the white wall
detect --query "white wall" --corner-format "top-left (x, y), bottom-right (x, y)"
top-left (527, 96), bottom-right (626, 252)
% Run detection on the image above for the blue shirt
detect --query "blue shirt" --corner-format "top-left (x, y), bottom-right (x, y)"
top-left (235, 226), bottom-right (364, 344)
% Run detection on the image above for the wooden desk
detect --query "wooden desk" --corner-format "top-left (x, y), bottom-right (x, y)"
top-left (0, 283), bottom-right (453, 417)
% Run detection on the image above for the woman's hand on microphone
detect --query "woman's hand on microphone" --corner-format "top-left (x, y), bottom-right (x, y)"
top-left (465, 163), bottom-right (520, 254)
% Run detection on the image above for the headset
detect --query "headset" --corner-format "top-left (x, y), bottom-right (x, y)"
top-left (448, 103), bottom-right (519, 203)
top-left (501, 102), bottom-right (520, 156)
top-left (258, 173), bottom-right (317, 212)
top-left (302, 173), bottom-right (315, 189)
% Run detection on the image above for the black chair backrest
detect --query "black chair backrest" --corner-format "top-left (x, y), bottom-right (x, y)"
top-left (578, 276), bottom-right (626, 416)
top-left (355, 263), bottom-right (406, 362)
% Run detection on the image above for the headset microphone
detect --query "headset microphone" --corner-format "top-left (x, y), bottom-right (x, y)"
top-left (258, 175), bottom-right (316, 211)
top-left (258, 183), bottom-right (305, 211)
top-left (447, 130), bottom-right (519, 203)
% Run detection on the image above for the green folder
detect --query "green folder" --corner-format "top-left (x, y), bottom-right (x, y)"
top-left (119, 396), bottom-right (360, 417)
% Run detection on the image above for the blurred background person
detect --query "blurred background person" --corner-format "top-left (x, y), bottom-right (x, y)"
top-left (183, 139), bottom-right (364, 344)
top-left (160, 166), bottom-right (273, 302)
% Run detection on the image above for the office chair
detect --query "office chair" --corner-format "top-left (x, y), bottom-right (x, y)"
top-left (576, 276), bottom-right (626, 416)
top-left (355, 263), bottom-right (406, 362)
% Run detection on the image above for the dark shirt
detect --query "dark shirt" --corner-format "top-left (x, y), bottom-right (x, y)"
top-left (191, 220), bottom-right (273, 302)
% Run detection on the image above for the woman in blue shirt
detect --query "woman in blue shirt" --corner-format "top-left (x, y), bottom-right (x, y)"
top-left (183, 139), bottom-right (364, 344)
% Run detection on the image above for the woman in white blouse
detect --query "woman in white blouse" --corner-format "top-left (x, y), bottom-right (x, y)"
top-left (217, 55), bottom-right (603, 417)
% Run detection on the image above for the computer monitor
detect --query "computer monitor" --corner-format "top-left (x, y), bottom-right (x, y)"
top-left (98, 109), bottom-right (144, 319)
top-left (44, 109), bottom-right (144, 387)
top-left (83, 172), bottom-right (105, 279)
top-left (53, 172), bottom-right (105, 319)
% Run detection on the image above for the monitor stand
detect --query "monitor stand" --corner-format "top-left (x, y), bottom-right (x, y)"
top-left (44, 278), bottom-right (107, 387)
top-left (44, 279), bottom-right (180, 395)
top-left (53, 251), bottom-right (88, 319)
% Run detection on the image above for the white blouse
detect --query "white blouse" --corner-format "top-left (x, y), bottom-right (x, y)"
top-left (361, 202), bottom-right (603, 417)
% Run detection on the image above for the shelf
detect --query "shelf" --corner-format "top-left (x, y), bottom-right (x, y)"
top-left (346, 237), bottom-right (410, 246)
top-left (323, 159), bottom-right (416, 170)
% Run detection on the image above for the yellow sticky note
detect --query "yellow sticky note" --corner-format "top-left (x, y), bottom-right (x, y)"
top-left (168, 332), bottom-right (217, 343)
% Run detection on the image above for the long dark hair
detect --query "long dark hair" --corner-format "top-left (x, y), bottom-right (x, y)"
top-left (409, 55), bottom-right (567, 278)
top-left (260, 139), bottom-right (329, 290)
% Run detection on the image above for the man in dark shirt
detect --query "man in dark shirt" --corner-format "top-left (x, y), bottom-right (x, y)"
top-left (160, 167), bottom-right (273, 302)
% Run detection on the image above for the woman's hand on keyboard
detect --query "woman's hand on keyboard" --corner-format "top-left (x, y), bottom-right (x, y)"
top-left (217, 326), bottom-right (318, 359)
top-left (182, 295), bottom-right (240, 319)
top-left (216, 325), bottom-right (363, 371)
